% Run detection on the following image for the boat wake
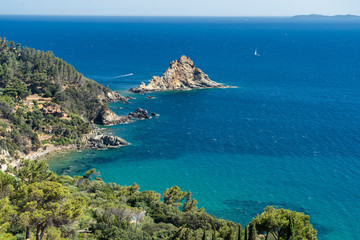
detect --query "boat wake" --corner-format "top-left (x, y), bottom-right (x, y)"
top-left (113, 73), bottom-right (134, 78)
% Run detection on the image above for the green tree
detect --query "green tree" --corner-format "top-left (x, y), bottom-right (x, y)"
top-left (251, 206), bottom-right (317, 240)
top-left (287, 216), bottom-right (297, 240)
top-left (44, 226), bottom-right (61, 240)
top-left (13, 181), bottom-right (85, 240)
top-left (182, 191), bottom-right (198, 212)
top-left (10, 159), bottom-right (55, 184)
top-left (224, 226), bottom-right (234, 240)
top-left (202, 228), bottom-right (207, 240)
top-left (248, 222), bottom-right (256, 240)
top-left (0, 198), bottom-right (16, 233)
top-left (237, 224), bottom-right (242, 240)
top-left (0, 172), bottom-right (16, 199)
top-left (4, 80), bottom-right (30, 99)
top-left (244, 225), bottom-right (248, 240)
top-left (163, 186), bottom-right (189, 207)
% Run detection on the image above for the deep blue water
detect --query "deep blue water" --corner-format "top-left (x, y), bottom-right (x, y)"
top-left (1, 16), bottom-right (360, 239)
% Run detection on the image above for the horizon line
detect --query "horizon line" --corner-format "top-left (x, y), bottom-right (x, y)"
top-left (0, 14), bottom-right (293, 17)
top-left (0, 14), bottom-right (358, 18)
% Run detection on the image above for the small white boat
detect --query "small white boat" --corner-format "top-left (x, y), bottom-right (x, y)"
top-left (254, 48), bottom-right (260, 56)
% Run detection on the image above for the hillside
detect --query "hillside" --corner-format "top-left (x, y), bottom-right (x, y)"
top-left (0, 37), bottom-right (127, 168)
top-left (0, 159), bottom-right (317, 240)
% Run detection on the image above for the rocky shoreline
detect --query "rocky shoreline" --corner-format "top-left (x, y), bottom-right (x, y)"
top-left (100, 107), bottom-right (151, 125)
top-left (86, 127), bottom-right (129, 149)
top-left (0, 128), bottom-right (129, 171)
top-left (1, 55), bottom-right (229, 171)
top-left (0, 105), bottom-right (153, 171)
top-left (36, 108), bottom-right (153, 159)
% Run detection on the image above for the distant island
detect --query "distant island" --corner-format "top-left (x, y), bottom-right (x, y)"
top-left (292, 14), bottom-right (360, 20)
top-left (130, 55), bottom-right (228, 94)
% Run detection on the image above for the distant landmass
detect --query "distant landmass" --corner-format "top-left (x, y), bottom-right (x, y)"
top-left (292, 14), bottom-right (360, 20)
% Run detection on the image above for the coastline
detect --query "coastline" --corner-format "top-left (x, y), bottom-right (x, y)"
top-left (26, 143), bottom-right (79, 161)
top-left (0, 144), bottom-right (79, 171)
top-left (0, 125), bottom-right (129, 171)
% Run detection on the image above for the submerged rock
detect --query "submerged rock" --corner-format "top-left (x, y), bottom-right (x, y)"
top-left (129, 55), bottom-right (227, 93)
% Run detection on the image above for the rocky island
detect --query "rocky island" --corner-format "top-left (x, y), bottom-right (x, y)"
top-left (130, 55), bottom-right (227, 93)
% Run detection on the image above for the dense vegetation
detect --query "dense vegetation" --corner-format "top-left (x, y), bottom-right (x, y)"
top-left (0, 37), bottom-right (113, 161)
top-left (0, 159), bottom-right (317, 240)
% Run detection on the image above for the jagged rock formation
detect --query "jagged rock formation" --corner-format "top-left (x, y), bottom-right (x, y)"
top-left (97, 110), bottom-right (131, 125)
top-left (105, 91), bottom-right (131, 103)
top-left (130, 56), bottom-right (226, 93)
top-left (97, 108), bottom-right (151, 125)
top-left (128, 108), bottom-right (150, 119)
top-left (87, 135), bottom-right (129, 149)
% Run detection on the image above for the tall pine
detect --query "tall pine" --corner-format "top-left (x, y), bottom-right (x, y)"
top-left (202, 228), bottom-right (207, 240)
top-left (287, 216), bottom-right (297, 240)
top-left (249, 222), bottom-right (257, 240)
top-left (238, 224), bottom-right (242, 240)
top-left (244, 225), bottom-right (248, 240)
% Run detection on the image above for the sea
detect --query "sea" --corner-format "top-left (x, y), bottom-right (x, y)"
top-left (1, 16), bottom-right (360, 240)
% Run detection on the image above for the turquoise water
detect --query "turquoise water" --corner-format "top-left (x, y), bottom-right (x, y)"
top-left (1, 16), bottom-right (360, 239)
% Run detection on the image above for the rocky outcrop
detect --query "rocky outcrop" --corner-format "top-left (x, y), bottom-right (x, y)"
top-left (97, 110), bottom-right (130, 125)
top-left (87, 135), bottom-right (129, 149)
top-left (96, 108), bottom-right (152, 125)
top-left (128, 108), bottom-right (150, 119)
top-left (105, 91), bottom-right (131, 103)
top-left (130, 56), bottom-right (226, 93)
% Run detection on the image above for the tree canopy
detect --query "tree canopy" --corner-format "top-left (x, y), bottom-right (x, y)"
top-left (0, 37), bottom-right (115, 163)
top-left (251, 206), bottom-right (317, 240)
top-left (0, 159), bottom-right (318, 240)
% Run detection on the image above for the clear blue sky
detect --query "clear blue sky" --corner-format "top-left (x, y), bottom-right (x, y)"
top-left (1, 0), bottom-right (359, 16)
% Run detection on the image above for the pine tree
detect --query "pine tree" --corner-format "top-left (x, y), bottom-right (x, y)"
top-left (244, 225), bottom-right (248, 240)
top-left (224, 227), bottom-right (234, 240)
top-left (202, 228), bottom-right (207, 240)
top-left (212, 229), bottom-right (217, 240)
top-left (287, 216), bottom-right (297, 240)
top-left (249, 222), bottom-right (257, 240)
top-left (238, 225), bottom-right (242, 240)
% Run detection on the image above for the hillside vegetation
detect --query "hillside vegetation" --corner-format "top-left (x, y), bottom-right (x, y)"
top-left (0, 160), bottom-right (317, 240)
top-left (0, 37), bottom-right (119, 164)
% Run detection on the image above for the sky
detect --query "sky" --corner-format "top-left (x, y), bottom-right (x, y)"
top-left (0, 0), bottom-right (359, 17)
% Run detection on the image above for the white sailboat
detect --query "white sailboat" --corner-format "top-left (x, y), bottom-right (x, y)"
top-left (254, 48), bottom-right (260, 56)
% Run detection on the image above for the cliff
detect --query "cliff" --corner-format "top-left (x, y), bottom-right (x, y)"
top-left (130, 55), bottom-right (226, 93)
top-left (0, 37), bottom-right (131, 166)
